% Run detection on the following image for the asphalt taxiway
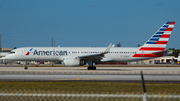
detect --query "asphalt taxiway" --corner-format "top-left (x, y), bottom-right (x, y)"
top-left (0, 66), bottom-right (180, 82)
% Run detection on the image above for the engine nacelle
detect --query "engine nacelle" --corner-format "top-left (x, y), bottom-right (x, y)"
top-left (62, 58), bottom-right (85, 67)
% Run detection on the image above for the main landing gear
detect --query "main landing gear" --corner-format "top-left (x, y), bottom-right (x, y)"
top-left (87, 66), bottom-right (96, 70)
top-left (87, 61), bottom-right (96, 70)
top-left (24, 61), bottom-right (28, 70)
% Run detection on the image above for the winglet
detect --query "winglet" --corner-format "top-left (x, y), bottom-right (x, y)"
top-left (103, 43), bottom-right (112, 54)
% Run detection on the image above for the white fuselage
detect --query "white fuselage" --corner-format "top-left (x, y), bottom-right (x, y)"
top-left (5, 47), bottom-right (155, 62)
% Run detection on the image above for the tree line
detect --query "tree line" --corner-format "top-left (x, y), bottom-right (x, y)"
top-left (168, 48), bottom-right (180, 57)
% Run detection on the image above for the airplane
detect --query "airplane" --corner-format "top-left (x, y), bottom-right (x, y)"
top-left (5, 21), bottom-right (175, 70)
top-left (178, 53), bottom-right (180, 62)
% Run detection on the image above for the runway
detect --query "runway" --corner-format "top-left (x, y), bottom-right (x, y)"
top-left (0, 66), bottom-right (180, 82)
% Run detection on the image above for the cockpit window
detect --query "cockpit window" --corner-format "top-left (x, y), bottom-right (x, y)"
top-left (11, 52), bottom-right (15, 54)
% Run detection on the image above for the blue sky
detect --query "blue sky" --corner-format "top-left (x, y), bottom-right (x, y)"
top-left (0, 0), bottom-right (180, 49)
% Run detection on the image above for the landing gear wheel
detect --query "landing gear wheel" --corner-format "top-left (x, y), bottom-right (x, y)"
top-left (87, 67), bottom-right (91, 70)
top-left (24, 66), bottom-right (28, 70)
top-left (92, 66), bottom-right (96, 70)
top-left (87, 66), bottom-right (96, 70)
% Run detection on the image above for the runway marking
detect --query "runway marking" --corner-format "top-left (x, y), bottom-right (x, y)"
top-left (55, 77), bottom-right (109, 80)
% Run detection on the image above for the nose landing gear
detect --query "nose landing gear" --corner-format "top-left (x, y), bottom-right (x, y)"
top-left (24, 66), bottom-right (28, 70)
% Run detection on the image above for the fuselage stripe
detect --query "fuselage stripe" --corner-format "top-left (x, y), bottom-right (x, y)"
top-left (133, 53), bottom-right (163, 57)
top-left (139, 47), bottom-right (165, 51)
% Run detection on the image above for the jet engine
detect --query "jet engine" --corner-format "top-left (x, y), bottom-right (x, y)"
top-left (62, 58), bottom-right (85, 67)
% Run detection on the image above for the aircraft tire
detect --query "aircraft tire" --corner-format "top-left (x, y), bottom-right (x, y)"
top-left (92, 66), bottom-right (96, 70)
top-left (24, 67), bottom-right (28, 70)
top-left (87, 67), bottom-right (91, 70)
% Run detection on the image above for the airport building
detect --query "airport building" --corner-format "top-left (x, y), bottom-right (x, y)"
top-left (128, 56), bottom-right (178, 65)
top-left (0, 48), bottom-right (12, 63)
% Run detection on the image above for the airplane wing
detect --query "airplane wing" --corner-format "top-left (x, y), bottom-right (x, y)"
top-left (78, 43), bottom-right (112, 61)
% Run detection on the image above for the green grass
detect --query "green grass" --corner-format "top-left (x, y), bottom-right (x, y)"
top-left (0, 82), bottom-right (180, 101)
top-left (0, 82), bottom-right (180, 95)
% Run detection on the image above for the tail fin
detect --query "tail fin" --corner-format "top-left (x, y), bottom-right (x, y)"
top-left (133, 21), bottom-right (175, 57)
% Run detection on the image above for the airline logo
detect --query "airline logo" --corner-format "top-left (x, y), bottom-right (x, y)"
top-left (26, 48), bottom-right (67, 56)
top-left (26, 48), bottom-right (33, 55)
top-left (144, 21), bottom-right (175, 47)
top-left (133, 21), bottom-right (175, 57)
top-left (33, 50), bottom-right (67, 56)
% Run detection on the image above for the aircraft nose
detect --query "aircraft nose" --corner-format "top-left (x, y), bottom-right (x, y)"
top-left (5, 54), bottom-right (11, 60)
top-left (5, 55), bottom-right (8, 59)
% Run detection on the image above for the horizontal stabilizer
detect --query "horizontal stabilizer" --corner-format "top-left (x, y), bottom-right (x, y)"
top-left (152, 50), bottom-right (173, 55)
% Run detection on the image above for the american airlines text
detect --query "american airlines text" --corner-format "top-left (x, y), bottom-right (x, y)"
top-left (33, 50), bottom-right (67, 56)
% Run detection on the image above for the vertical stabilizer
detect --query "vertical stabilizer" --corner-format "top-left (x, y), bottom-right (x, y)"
top-left (133, 21), bottom-right (175, 57)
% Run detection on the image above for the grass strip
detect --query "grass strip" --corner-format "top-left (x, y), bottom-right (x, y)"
top-left (0, 82), bottom-right (180, 94)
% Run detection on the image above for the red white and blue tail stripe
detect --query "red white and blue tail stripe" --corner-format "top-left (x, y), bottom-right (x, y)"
top-left (133, 21), bottom-right (175, 57)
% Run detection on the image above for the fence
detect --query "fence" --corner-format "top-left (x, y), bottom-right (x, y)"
top-left (0, 90), bottom-right (180, 101)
